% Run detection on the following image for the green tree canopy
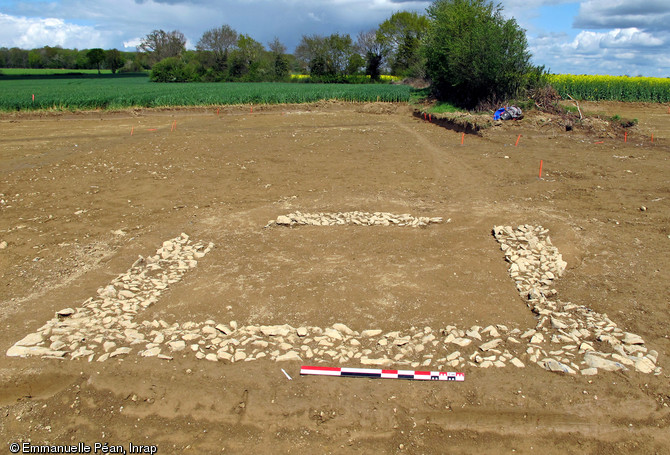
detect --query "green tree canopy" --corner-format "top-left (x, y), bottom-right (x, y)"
top-left (196, 25), bottom-right (238, 73)
top-left (105, 49), bottom-right (125, 73)
top-left (229, 34), bottom-right (266, 79)
top-left (138, 30), bottom-right (186, 65)
top-left (268, 37), bottom-right (289, 80)
top-left (86, 48), bottom-right (105, 74)
top-left (377, 11), bottom-right (429, 77)
top-left (28, 50), bottom-right (43, 68)
top-left (424, 0), bottom-right (542, 108)
top-left (294, 34), bottom-right (326, 74)
top-left (295, 33), bottom-right (356, 77)
top-left (149, 56), bottom-right (196, 82)
top-left (357, 30), bottom-right (388, 81)
top-left (196, 25), bottom-right (238, 57)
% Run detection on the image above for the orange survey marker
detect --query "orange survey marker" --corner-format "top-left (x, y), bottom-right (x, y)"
top-left (539, 160), bottom-right (544, 179)
top-left (515, 134), bottom-right (521, 146)
top-left (461, 132), bottom-right (465, 145)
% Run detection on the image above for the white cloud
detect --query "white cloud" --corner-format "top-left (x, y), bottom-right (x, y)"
top-left (530, 27), bottom-right (670, 75)
top-left (599, 28), bottom-right (664, 48)
top-left (501, 0), bottom-right (574, 5)
top-left (122, 37), bottom-right (143, 49)
top-left (574, 0), bottom-right (670, 31)
top-left (307, 12), bottom-right (323, 22)
top-left (3, 0), bottom-right (429, 52)
top-left (562, 28), bottom-right (664, 54)
top-left (0, 12), bottom-right (107, 49)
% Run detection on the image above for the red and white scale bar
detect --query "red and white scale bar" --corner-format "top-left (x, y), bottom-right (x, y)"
top-left (301, 365), bottom-right (464, 382)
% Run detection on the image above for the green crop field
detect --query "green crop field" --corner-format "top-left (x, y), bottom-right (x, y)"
top-left (0, 68), bottom-right (115, 75)
top-left (0, 74), bottom-right (410, 111)
top-left (548, 74), bottom-right (670, 102)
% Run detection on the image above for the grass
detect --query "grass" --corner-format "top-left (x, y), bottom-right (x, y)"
top-left (409, 87), bottom-right (464, 114)
top-left (0, 74), bottom-right (411, 111)
top-left (426, 102), bottom-right (461, 114)
top-left (609, 114), bottom-right (638, 128)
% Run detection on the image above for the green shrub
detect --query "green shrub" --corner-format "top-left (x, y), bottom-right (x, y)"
top-left (424, 0), bottom-right (542, 108)
top-left (149, 57), bottom-right (196, 82)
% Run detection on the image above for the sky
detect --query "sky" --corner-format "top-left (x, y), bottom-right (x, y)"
top-left (0, 0), bottom-right (668, 76)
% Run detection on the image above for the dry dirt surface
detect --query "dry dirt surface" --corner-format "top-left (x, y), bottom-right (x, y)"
top-left (1, 101), bottom-right (669, 454)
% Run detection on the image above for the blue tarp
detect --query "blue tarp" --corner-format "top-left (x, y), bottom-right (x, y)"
top-left (493, 108), bottom-right (506, 120)
top-left (494, 106), bottom-right (523, 121)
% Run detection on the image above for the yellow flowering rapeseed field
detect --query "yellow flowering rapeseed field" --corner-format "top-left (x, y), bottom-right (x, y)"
top-left (548, 74), bottom-right (670, 102)
top-left (290, 74), bottom-right (402, 82)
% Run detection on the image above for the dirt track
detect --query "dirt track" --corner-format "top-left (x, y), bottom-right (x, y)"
top-left (1, 101), bottom-right (669, 454)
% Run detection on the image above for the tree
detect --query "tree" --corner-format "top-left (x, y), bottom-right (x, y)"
top-left (397, 31), bottom-right (425, 77)
top-left (61, 48), bottom-right (79, 68)
top-left (295, 33), bottom-right (356, 77)
top-left (197, 25), bottom-right (238, 56)
top-left (105, 49), bottom-right (124, 74)
top-left (268, 37), bottom-right (289, 80)
top-left (357, 30), bottom-right (388, 81)
top-left (197, 25), bottom-right (237, 72)
top-left (86, 48), bottom-right (105, 74)
top-left (229, 35), bottom-right (265, 79)
top-left (326, 34), bottom-right (355, 75)
top-left (9, 48), bottom-right (29, 67)
top-left (346, 53), bottom-right (365, 75)
top-left (138, 30), bottom-right (186, 65)
top-left (28, 50), bottom-right (44, 68)
top-left (377, 11), bottom-right (429, 77)
top-left (294, 34), bottom-right (328, 75)
top-left (424, 0), bottom-right (541, 108)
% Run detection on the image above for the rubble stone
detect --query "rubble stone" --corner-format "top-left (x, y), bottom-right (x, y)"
top-left (5, 227), bottom-right (661, 380)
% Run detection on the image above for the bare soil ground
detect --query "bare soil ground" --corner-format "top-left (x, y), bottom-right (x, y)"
top-left (1, 101), bottom-right (669, 454)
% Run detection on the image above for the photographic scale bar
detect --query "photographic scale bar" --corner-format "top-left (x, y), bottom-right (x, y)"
top-left (300, 365), bottom-right (465, 382)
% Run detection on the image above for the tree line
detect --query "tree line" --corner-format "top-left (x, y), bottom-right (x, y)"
top-left (0, 46), bottom-right (141, 73)
top-left (1, 0), bottom-right (546, 108)
top-left (0, 11), bottom-right (428, 82)
top-left (143, 11), bottom-right (430, 83)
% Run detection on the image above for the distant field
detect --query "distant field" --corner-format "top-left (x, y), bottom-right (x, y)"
top-left (290, 74), bottom-right (402, 83)
top-left (0, 68), bottom-right (115, 75)
top-left (0, 75), bottom-right (410, 111)
top-left (548, 74), bottom-right (670, 102)
top-left (3, 69), bottom-right (669, 108)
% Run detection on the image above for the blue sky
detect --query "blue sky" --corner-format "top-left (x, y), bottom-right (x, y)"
top-left (0, 0), bottom-right (668, 76)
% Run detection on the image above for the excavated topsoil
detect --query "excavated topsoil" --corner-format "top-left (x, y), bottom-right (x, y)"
top-left (1, 101), bottom-right (669, 454)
